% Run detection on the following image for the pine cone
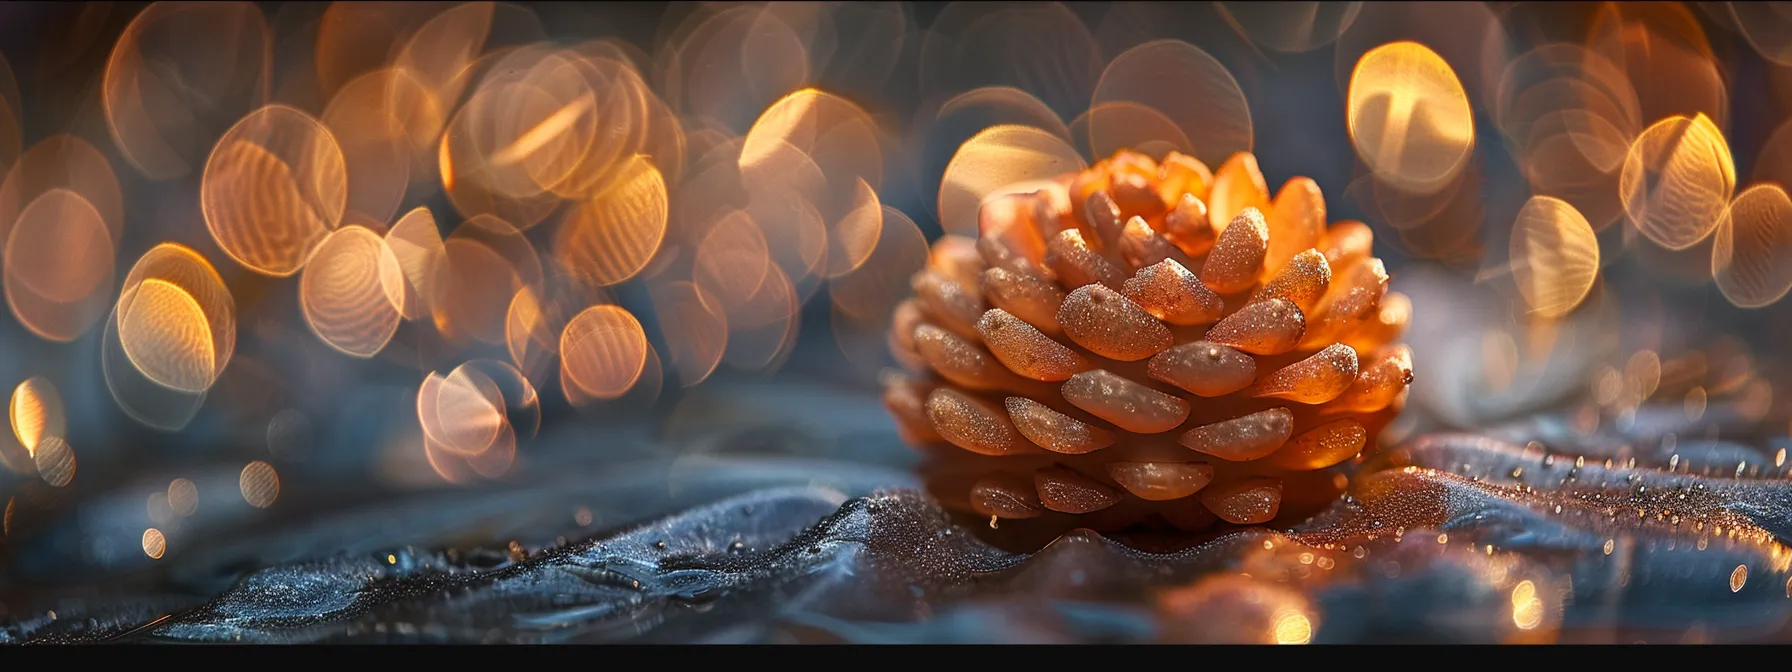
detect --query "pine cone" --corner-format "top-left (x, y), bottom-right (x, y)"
top-left (883, 149), bottom-right (1413, 533)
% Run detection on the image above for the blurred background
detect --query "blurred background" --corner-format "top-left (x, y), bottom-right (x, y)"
top-left (3, 0), bottom-right (1792, 643)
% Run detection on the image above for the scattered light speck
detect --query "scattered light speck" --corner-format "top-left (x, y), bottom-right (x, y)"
top-left (1272, 611), bottom-right (1312, 644)
top-left (142, 528), bottom-right (166, 559)
top-left (168, 478), bottom-right (198, 516)
top-left (240, 460), bottom-right (280, 508)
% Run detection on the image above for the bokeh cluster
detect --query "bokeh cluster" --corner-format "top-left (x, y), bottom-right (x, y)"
top-left (0, 6), bottom-right (1790, 637)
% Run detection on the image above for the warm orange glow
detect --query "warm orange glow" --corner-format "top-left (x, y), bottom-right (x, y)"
top-left (201, 105), bottom-right (349, 277)
top-left (1620, 114), bottom-right (1736, 251)
top-left (939, 125), bottom-right (1085, 237)
top-left (302, 226), bottom-right (402, 357)
top-left (3, 190), bottom-right (114, 343)
top-left (1713, 184), bottom-right (1792, 308)
top-left (239, 461), bottom-right (280, 508)
top-left (436, 216), bottom-right (543, 345)
top-left (1510, 196), bottom-right (1600, 317)
top-left (554, 155), bottom-right (669, 288)
top-left (559, 305), bottom-right (648, 400)
top-left (118, 279), bottom-right (217, 393)
top-left (378, 206), bottom-right (447, 321)
top-left (1093, 40), bottom-right (1253, 168)
top-left (103, 2), bottom-right (272, 180)
top-left (141, 528), bottom-right (167, 560)
top-left (650, 281), bottom-right (729, 388)
top-left (115, 244), bottom-right (236, 393)
top-left (9, 376), bottom-right (64, 456)
top-left (1347, 41), bottom-right (1475, 195)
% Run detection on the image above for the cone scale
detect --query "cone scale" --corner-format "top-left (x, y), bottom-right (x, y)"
top-left (884, 150), bottom-right (1413, 533)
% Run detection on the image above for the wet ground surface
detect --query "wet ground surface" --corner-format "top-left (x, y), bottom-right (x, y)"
top-left (4, 387), bottom-right (1792, 644)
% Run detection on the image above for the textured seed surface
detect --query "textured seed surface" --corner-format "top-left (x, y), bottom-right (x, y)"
top-left (1200, 208), bottom-right (1270, 295)
top-left (1321, 220), bottom-right (1373, 269)
top-left (1034, 466), bottom-right (1123, 514)
top-left (889, 149), bottom-right (1412, 533)
top-left (1105, 462), bottom-right (1215, 501)
top-left (1334, 345), bottom-right (1413, 412)
top-left (913, 324), bottom-right (1020, 391)
top-left (1156, 152), bottom-right (1212, 208)
top-left (1266, 177), bottom-right (1326, 274)
top-left (1111, 169), bottom-right (1166, 220)
top-left (977, 192), bottom-right (1049, 267)
top-left (1084, 191), bottom-right (1125, 248)
top-left (1303, 257), bottom-right (1387, 349)
top-left (1345, 292), bottom-right (1410, 352)
top-left (1252, 248), bottom-right (1330, 311)
top-left (892, 299), bottom-right (925, 353)
top-left (1046, 229), bottom-right (1124, 290)
top-left (1162, 193), bottom-right (1215, 256)
top-left (1179, 408), bottom-right (1294, 460)
top-left (976, 309), bottom-right (1087, 381)
top-left (970, 473), bottom-right (1044, 519)
top-left (982, 265), bottom-right (1065, 334)
top-left (1207, 153), bottom-right (1270, 234)
top-left (1118, 216), bottom-right (1180, 269)
top-left (912, 271), bottom-right (984, 337)
top-left (1005, 396), bottom-right (1115, 454)
top-left (1122, 259), bottom-right (1223, 326)
top-left (1062, 370), bottom-right (1191, 434)
top-left (1199, 478), bottom-right (1283, 524)
top-left (1249, 343), bottom-right (1359, 404)
top-left (929, 235), bottom-right (986, 288)
top-left (1204, 298), bottom-right (1304, 355)
top-left (1057, 285), bottom-right (1173, 361)
top-left (1148, 341), bottom-right (1257, 397)
top-left (925, 388), bottom-right (1027, 456)
top-left (1263, 420), bottom-right (1366, 470)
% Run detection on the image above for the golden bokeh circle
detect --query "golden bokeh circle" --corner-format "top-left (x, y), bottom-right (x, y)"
top-left (559, 304), bottom-right (648, 400)
top-left (201, 104), bottom-right (349, 277)
top-left (1509, 196), bottom-right (1600, 318)
top-left (301, 225), bottom-right (402, 358)
top-left (938, 125), bottom-right (1085, 236)
top-left (1713, 183), bottom-right (1792, 309)
top-left (9, 376), bottom-right (65, 456)
top-left (553, 155), bottom-right (669, 288)
top-left (239, 460), bottom-right (280, 508)
top-left (142, 528), bottom-right (167, 559)
top-left (377, 206), bottom-right (447, 321)
top-left (33, 435), bottom-right (74, 487)
top-left (1619, 113), bottom-right (1736, 251)
top-left (1092, 39), bottom-right (1254, 167)
top-left (168, 478), bottom-right (199, 517)
top-left (3, 189), bottom-right (115, 342)
top-left (1347, 41), bottom-right (1476, 195)
top-left (116, 244), bottom-right (236, 394)
top-left (103, 1), bottom-right (271, 180)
